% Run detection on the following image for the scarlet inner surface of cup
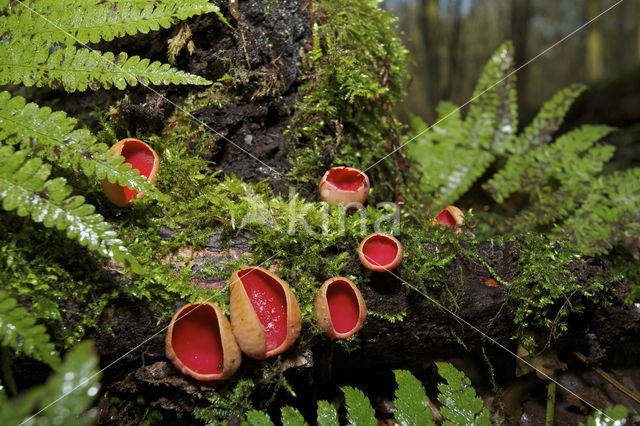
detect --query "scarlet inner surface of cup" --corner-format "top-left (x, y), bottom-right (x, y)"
top-left (326, 168), bottom-right (365, 191)
top-left (362, 235), bottom-right (398, 266)
top-left (239, 269), bottom-right (287, 351)
top-left (121, 140), bottom-right (155, 201)
top-left (172, 305), bottom-right (223, 374)
top-left (435, 209), bottom-right (456, 226)
top-left (326, 280), bottom-right (360, 334)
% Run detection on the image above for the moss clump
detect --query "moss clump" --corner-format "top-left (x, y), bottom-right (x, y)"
top-left (507, 235), bottom-right (616, 351)
top-left (288, 0), bottom-right (410, 203)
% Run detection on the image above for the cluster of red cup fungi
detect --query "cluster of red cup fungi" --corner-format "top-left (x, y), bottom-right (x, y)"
top-left (98, 148), bottom-right (464, 381)
top-left (165, 266), bottom-right (368, 381)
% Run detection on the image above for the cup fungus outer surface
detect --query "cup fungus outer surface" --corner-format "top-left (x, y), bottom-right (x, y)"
top-left (229, 266), bottom-right (301, 359)
top-left (358, 233), bottom-right (403, 272)
top-left (165, 302), bottom-right (241, 381)
top-left (319, 167), bottom-right (370, 206)
top-left (315, 277), bottom-right (366, 339)
top-left (100, 138), bottom-right (159, 207)
top-left (433, 205), bottom-right (464, 230)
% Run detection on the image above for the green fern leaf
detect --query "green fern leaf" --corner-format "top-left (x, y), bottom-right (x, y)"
top-left (514, 83), bottom-right (586, 154)
top-left (466, 41), bottom-right (518, 154)
top-left (0, 146), bottom-right (140, 271)
top-left (245, 409), bottom-right (275, 426)
top-left (2, 0), bottom-right (219, 45)
top-left (0, 91), bottom-right (161, 200)
top-left (555, 168), bottom-right (640, 254)
top-left (409, 104), bottom-right (494, 208)
top-left (0, 290), bottom-right (60, 370)
top-left (0, 341), bottom-right (100, 426)
top-left (581, 405), bottom-right (628, 426)
top-left (485, 125), bottom-right (614, 203)
top-left (281, 406), bottom-right (308, 426)
top-left (342, 386), bottom-right (376, 426)
top-left (393, 370), bottom-right (433, 426)
top-left (436, 362), bottom-right (490, 426)
top-left (0, 42), bottom-right (210, 92)
top-left (316, 400), bottom-right (338, 426)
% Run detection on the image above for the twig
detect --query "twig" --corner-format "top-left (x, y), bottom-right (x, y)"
top-left (572, 352), bottom-right (640, 404)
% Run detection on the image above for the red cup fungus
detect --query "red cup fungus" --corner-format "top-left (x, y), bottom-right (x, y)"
top-left (165, 302), bottom-right (241, 381)
top-left (319, 166), bottom-right (370, 206)
top-left (315, 277), bottom-right (366, 339)
top-left (101, 138), bottom-right (159, 207)
top-left (358, 233), bottom-right (403, 272)
top-left (229, 267), bottom-right (301, 359)
top-left (433, 205), bottom-right (464, 230)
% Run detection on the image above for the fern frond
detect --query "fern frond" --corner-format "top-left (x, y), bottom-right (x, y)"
top-left (514, 84), bottom-right (586, 154)
top-left (0, 146), bottom-right (139, 270)
top-left (409, 104), bottom-right (494, 208)
top-left (0, 341), bottom-right (100, 425)
top-left (0, 290), bottom-right (60, 370)
top-left (2, 0), bottom-right (219, 46)
top-left (0, 91), bottom-right (162, 199)
top-left (555, 168), bottom-right (640, 254)
top-left (485, 125), bottom-right (614, 203)
top-left (0, 42), bottom-right (210, 92)
top-left (466, 41), bottom-right (518, 154)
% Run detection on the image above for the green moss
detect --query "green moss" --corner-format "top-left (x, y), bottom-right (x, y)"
top-left (287, 0), bottom-right (411, 203)
top-left (506, 235), bottom-right (615, 351)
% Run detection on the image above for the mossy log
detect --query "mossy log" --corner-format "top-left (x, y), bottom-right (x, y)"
top-left (90, 234), bottom-right (640, 420)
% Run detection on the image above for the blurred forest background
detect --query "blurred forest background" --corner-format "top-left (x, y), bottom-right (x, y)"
top-left (381, 0), bottom-right (640, 169)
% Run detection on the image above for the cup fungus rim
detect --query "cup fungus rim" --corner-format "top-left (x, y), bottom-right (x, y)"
top-left (165, 301), bottom-right (240, 382)
top-left (319, 166), bottom-right (370, 206)
top-left (358, 232), bottom-right (403, 272)
top-left (316, 276), bottom-right (366, 339)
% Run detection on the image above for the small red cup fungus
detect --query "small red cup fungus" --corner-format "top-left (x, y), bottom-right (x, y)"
top-left (165, 302), bottom-right (241, 381)
top-left (432, 205), bottom-right (464, 230)
top-left (315, 277), bottom-right (366, 339)
top-left (101, 138), bottom-right (159, 207)
top-left (229, 267), bottom-right (301, 359)
top-left (358, 233), bottom-right (403, 272)
top-left (319, 166), bottom-right (370, 206)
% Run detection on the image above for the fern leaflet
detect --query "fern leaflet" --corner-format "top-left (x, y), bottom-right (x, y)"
top-left (408, 102), bottom-right (494, 209)
top-left (245, 410), bottom-right (275, 426)
top-left (0, 146), bottom-right (140, 271)
top-left (0, 341), bottom-right (100, 425)
top-left (281, 406), bottom-right (308, 426)
top-left (555, 168), bottom-right (640, 254)
top-left (2, 0), bottom-right (220, 46)
top-left (514, 84), bottom-right (586, 154)
top-left (0, 42), bottom-right (210, 92)
top-left (342, 386), bottom-right (376, 426)
top-left (0, 91), bottom-right (161, 200)
top-left (436, 362), bottom-right (490, 426)
top-left (316, 400), bottom-right (338, 426)
top-left (465, 41), bottom-right (518, 154)
top-left (0, 290), bottom-right (60, 370)
top-left (485, 125), bottom-right (615, 202)
top-left (393, 369), bottom-right (433, 426)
